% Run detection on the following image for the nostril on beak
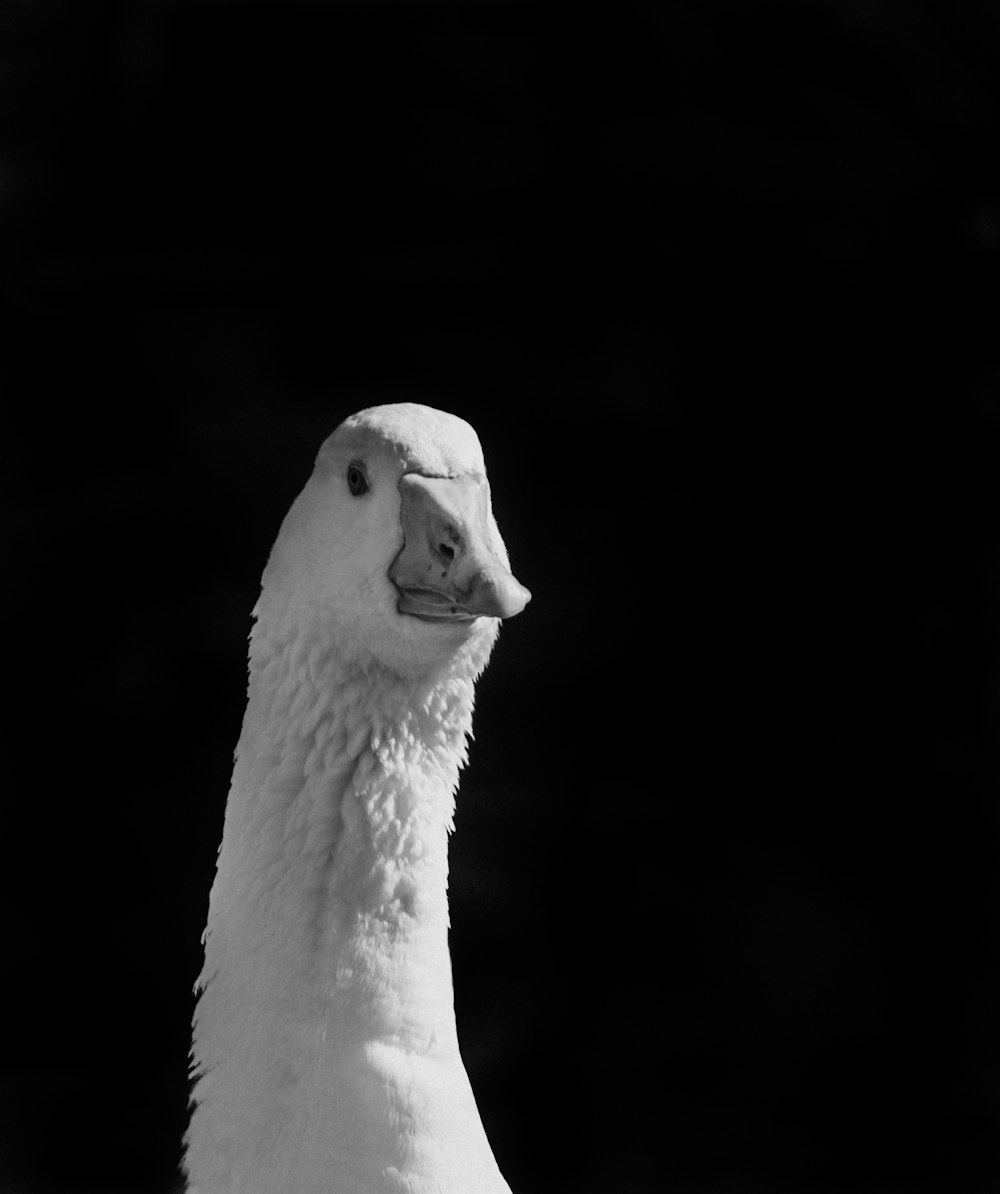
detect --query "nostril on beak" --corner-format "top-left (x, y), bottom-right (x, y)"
top-left (426, 525), bottom-right (458, 567)
top-left (425, 518), bottom-right (462, 569)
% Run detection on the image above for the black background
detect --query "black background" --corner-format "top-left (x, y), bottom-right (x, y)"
top-left (4, 1), bottom-right (1000, 1192)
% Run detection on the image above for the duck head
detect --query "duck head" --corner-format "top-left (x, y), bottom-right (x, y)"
top-left (260, 403), bottom-right (530, 675)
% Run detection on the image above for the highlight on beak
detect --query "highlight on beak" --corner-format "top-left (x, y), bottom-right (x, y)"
top-left (389, 472), bottom-right (531, 623)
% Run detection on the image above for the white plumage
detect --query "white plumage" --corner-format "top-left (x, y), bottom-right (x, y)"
top-left (185, 404), bottom-right (530, 1194)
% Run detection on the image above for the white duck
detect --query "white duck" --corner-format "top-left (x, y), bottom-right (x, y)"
top-left (185, 404), bottom-right (530, 1194)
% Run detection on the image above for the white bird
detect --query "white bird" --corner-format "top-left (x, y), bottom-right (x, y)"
top-left (184, 403), bottom-right (530, 1194)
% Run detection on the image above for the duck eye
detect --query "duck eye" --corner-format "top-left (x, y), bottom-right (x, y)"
top-left (346, 463), bottom-right (369, 497)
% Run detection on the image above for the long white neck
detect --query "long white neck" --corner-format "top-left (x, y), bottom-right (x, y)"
top-left (185, 604), bottom-right (510, 1194)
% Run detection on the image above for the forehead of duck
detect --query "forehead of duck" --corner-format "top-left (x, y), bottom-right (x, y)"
top-left (318, 403), bottom-right (486, 479)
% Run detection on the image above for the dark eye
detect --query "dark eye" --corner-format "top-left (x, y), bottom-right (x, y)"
top-left (347, 462), bottom-right (369, 496)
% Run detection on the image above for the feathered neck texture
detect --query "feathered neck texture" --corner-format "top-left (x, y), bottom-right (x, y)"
top-left (185, 597), bottom-right (510, 1194)
top-left (235, 596), bottom-right (488, 948)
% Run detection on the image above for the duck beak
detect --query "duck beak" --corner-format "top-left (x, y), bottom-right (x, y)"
top-left (390, 472), bottom-right (531, 622)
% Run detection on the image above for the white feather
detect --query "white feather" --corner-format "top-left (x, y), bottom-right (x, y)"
top-left (185, 404), bottom-right (525, 1194)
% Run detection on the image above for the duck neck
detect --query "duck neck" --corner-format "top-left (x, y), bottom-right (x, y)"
top-left (199, 610), bottom-right (478, 1059)
top-left (320, 672), bottom-right (469, 1051)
